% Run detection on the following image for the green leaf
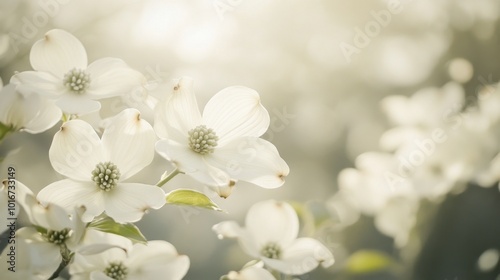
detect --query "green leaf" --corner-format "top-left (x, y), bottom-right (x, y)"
top-left (88, 216), bottom-right (147, 244)
top-left (165, 189), bottom-right (224, 212)
top-left (345, 250), bottom-right (394, 274)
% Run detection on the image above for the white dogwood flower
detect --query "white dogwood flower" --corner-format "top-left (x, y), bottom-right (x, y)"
top-left (0, 83), bottom-right (61, 134)
top-left (154, 77), bottom-right (289, 193)
top-left (70, 230), bottom-right (190, 280)
top-left (222, 266), bottom-right (276, 280)
top-left (37, 109), bottom-right (165, 223)
top-left (11, 29), bottom-right (145, 115)
top-left (213, 200), bottom-right (334, 276)
top-left (0, 180), bottom-right (86, 279)
top-left (0, 236), bottom-right (59, 279)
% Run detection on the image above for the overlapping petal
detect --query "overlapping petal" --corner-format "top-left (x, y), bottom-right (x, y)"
top-left (127, 241), bottom-right (190, 280)
top-left (101, 109), bottom-right (156, 180)
top-left (11, 71), bottom-right (64, 97)
top-left (49, 120), bottom-right (103, 181)
top-left (30, 29), bottom-right (87, 77)
top-left (155, 77), bottom-right (202, 136)
top-left (37, 179), bottom-right (104, 222)
top-left (103, 183), bottom-right (165, 223)
top-left (156, 139), bottom-right (231, 186)
top-left (203, 86), bottom-right (270, 146)
top-left (86, 58), bottom-right (146, 99)
top-left (0, 84), bottom-right (40, 129)
top-left (245, 200), bottom-right (298, 249)
top-left (263, 238), bottom-right (334, 275)
top-left (56, 94), bottom-right (102, 115)
top-left (238, 266), bottom-right (276, 280)
top-left (207, 137), bottom-right (289, 188)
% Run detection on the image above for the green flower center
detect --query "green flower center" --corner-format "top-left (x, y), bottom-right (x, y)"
top-left (63, 68), bottom-right (91, 94)
top-left (188, 125), bottom-right (219, 155)
top-left (92, 162), bottom-right (121, 191)
top-left (261, 242), bottom-right (281, 259)
top-left (45, 228), bottom-right (71, 245)
top-left (104, 262), bottom-right (128, 280)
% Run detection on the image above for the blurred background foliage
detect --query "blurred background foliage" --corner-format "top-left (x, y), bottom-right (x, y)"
top-left (1, 0), bottom-right (500, 279)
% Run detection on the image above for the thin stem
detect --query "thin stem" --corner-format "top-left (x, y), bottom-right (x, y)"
top-left (48, 244), bottom-right (72, 280)
top-left (48, 259), bottom-right (70, 280)
top-left (156, 168), bottom-right (182, 187)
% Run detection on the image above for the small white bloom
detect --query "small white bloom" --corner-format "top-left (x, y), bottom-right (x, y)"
top-left (0, 83), bottom-right (61, 133)
top-left (338, 152), bottom-right (415, 215)
top-left (380, 82), bottom-right (465, 151)
top-left (222, 265), bottom-right (276, 280)
top-left (11, 29), bottom-right (146, 115)
top-left (213, 200), bottom-right (334, 275)
top-left (154, 77), bottom-right (289, 194)
top-left (70, 230), bottom-right (190, 280)
top-left (0, 236), bottom-right (60, 279)
top-left (0, 180), bottom-right (86, 279)
top-left (37, 108), bottom-right (165, 223)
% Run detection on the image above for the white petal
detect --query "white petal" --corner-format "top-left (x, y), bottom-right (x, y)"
top-left (103, 183), bottom-right (165, 223)
top-left (30, 29), bottom-right (87, 77)
top-left (7, 229), bottom-right (62, 277)
top-left (380, 95), bottom-right (412, 126)
top-left (246, 200), bottom-right (298, 249)
top-left (374, 196), bottom-right (418, 247)
top-left (203, 86), bottom-right (270, 146)
top-left (127, 241), bottom-right (189, 280)
top-left (0, 180), bottom-right (27, 229)
top-left (30, 202), bottom-right (72, 231)
top-left (11, 70), bottom-right (65, 97)
top-left (49, 120), bottom-right (103, 181)
top-left (155, 77), bottom-right (202, 136)
top-left (153, 97), bottom-right (170, 139)
top-left (212, 221), bottom-right (261, 257)
top-left (263, 237), bottom-right (334, 275)
top-left (0, 84), bottom-right (39, 129)
top-left (101, 109), bottom-right (156, 180)
top-left (56, 94), bottom-right (101, 115)
top-left (239, 266), bottom-right (276, 280)
top-left (78, 243), bottom-right (128, 256)
top-left (212, 221), bottom-right (242, 239)
top-left (155, 139), bottom-right (231, 186)
top-left (23, 98), bottom-right (62, 133)
top-left (37, 179), bottom-right (105, 223)
top-left (86, 58), bottom-right (146, 99)
top-left (207, 137), bottom-right (289, 188)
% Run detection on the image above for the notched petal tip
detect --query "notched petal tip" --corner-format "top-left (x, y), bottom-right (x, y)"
top-left (278, 173), bottom-right (286, 182)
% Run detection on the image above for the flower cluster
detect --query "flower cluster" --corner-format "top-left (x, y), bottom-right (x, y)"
top-left (0, 29), bottom-right (331, 279)
top-left (332, 80), bottom-right (500, 247)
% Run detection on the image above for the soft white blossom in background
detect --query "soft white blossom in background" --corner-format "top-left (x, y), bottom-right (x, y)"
top-left (155, 77), bottom-right (289, 197)
top-left (0, 82), bottom-right (61, 134)
top-left (213, 200), bottom-right (334, 276)
top-left (11, 29), bottom-right (146, 115)
top-left (70, 230), bottom-right (189, 280)
top-left (37, 108), bottom-right (165, 223)
top-left (335, 79), bottom-right (500, 246)
top-left (221, 262), bottom-right (276, 280)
